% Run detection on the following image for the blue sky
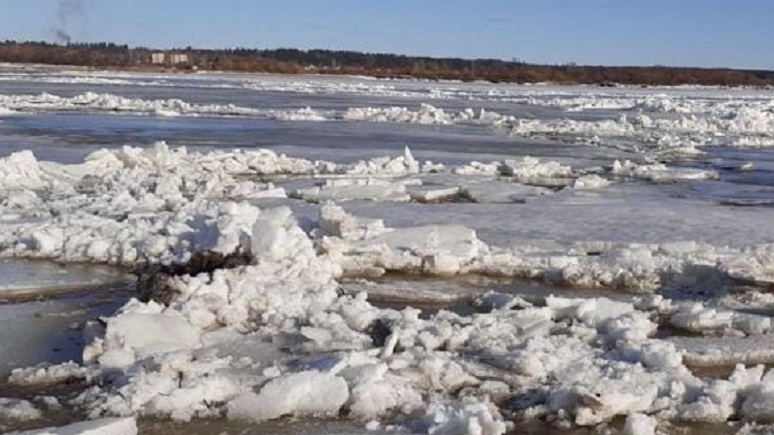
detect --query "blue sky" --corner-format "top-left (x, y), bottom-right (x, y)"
top-left (1, 0), bottom-right (772, 69)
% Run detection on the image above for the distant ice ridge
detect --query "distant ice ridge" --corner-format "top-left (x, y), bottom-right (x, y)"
top-left (3, 144), bottom-right (774, 433)
top-left (4, 90), bottom-right (774, 151)
top-left (11, 71), bottom-right (768, 108)
top-left (0, 92), bottom-right (507, 126)
top-left (0, 92), bottom-right (261, 117)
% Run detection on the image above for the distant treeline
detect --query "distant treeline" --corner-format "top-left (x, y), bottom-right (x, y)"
top-left (2, 41), bottom-right (774, 87)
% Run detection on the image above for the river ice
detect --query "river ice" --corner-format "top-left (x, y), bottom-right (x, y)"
top-left (1, 67), bottom-right (774, 434)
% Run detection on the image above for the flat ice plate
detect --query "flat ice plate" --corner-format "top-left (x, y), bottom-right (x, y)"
top-left (0, 258), bottom-right (128, 297)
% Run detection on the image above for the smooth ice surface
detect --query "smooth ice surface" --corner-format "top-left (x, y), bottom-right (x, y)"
top-left (0, 284), bottom-right (130, 376)
top-left (9, 417), bottom-right (137, 435)
top-left (0, 259), bottom-right (127, 297)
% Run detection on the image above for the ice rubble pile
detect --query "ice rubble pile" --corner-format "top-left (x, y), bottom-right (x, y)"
top-left (0, 143), bottom-right (433, 263)
top-left (0, 144), bottom-right (762, 287)
top-left (328, 98), bottom-right (774, 151)
top-left (3, 145), bottom-right (774, 434)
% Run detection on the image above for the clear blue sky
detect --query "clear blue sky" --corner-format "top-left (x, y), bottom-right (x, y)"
top-left (1, 0), bottom-right (772, 69)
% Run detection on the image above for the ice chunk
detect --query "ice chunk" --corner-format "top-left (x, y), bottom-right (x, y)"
top-left (612, 160), bottom-right (718, 182)
top-left (318, 202), bottom-right (387, 241)
top-left (251, 206), bottom-right (313, 261)
top-left (408, 186), bottom-right (461, 203)
top-left (0, 151), bottom-right (50, 190)
top-left (498, 157), bottom-right (572, 179)
top-left (672, 334), bottom-right (774, 367)
top-left (546, 296), bottom-right (634, 325)
top-left (623, 413), bottom-right (656, 435)
top-left (227, 371), bottom-right (349, 422)
top-left (573, 175), bottom-right (610, 190)
top-left (0, 398), bottom-right (41, 422)
top-left (460, 180), bottom-right (552, 203)
top-left (424, 401), bottom-right (507, 435)
top-left (453, 161), bottom-right (500, 176)
top-left (91, 310), bottom-right (201, 369)
top-left (292, 178), bottom-right (411, 202)
top-left (9, 362), bottom-right (91, 386)
top-left (670, 303), bottom-right (771, 336)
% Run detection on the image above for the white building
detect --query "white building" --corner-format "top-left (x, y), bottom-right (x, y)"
top-left (169, 53), bottom-right (189, 64)
top-left (151, 52), bottom-right (166, 64)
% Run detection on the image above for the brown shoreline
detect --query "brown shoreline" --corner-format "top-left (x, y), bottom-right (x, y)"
top-left (2, 42), bottom-right (774, 87)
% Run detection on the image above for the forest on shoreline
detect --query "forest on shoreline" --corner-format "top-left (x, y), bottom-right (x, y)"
top-left (2, 41), bottom-right (774, 87)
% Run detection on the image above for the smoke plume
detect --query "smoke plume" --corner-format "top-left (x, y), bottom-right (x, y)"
top-left (54, 0), bottom-right (84, 44)
top-left (55, 29), bottom-right (72, 44)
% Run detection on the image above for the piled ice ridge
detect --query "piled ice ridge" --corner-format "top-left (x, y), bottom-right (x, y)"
top-left (0, 92), bottom-right (262, 117)
top-left (3, 144), bottom-right (774, 434)
top-left (6, 86), bottom-right (774, 154)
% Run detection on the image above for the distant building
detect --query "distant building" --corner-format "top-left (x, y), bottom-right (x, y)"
top-left (169, 53), bottom-right (189, 64)
top-left (151, 52), bottom-right (166, 64)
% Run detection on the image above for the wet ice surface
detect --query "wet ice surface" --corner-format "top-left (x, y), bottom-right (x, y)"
top-left (3, 69), bottom-right (774, 434)
top-left (0, 261), bottom-right (131, 377)
top-left (0, 259), bottom-right (128, 297)
top-left (0, 263), bottom-right (129, 380)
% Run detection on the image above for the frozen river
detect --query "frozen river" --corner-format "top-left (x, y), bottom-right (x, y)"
top-left (1, 66), bottom-right (774, 434)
